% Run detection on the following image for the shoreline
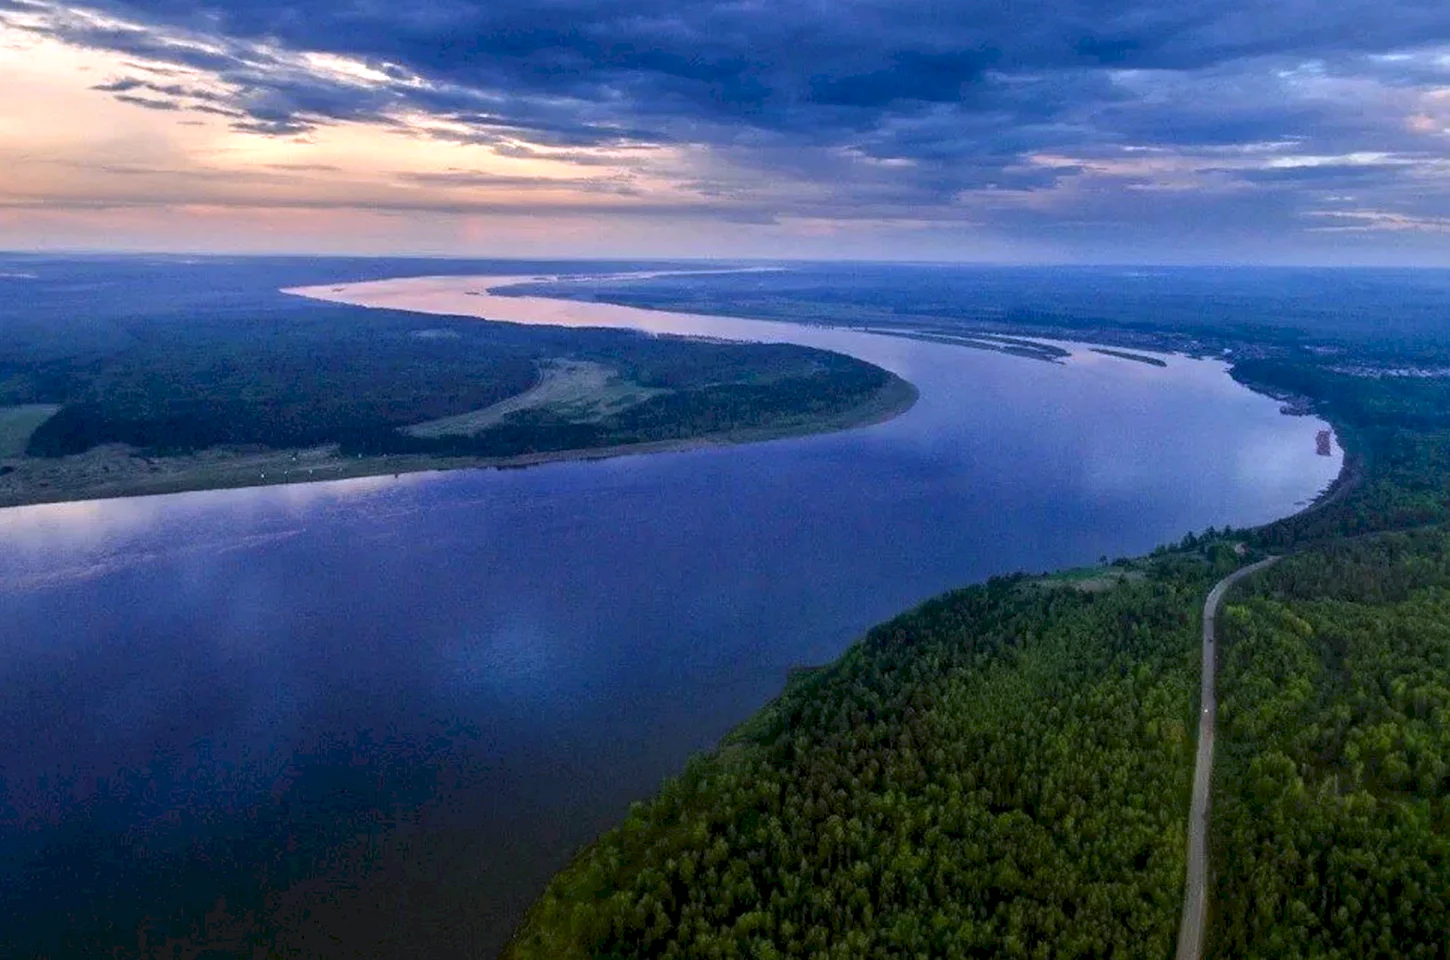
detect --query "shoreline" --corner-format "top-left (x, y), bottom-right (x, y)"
top-left (488, 274), bottom-right (1353, 528)
top-left (1, 270), bottom-right (1337, 515)
top-left (0, 376), bottom-right (918, 511)
top-left (1271, 442), bottom-right (1360, 528)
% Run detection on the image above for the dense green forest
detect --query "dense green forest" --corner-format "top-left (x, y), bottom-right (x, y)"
top-left (509, 276), bottom-right (1450, 959)
top-left (1211, 367), bottom-right (1450, 959)
top-left (0, 263), bottom-right (910, 487)
top-left (12, 262), bottom-right (1450, 957)
top-left (3, 302), bottom-right (899, 461)
top-left (1210, 531), bottom-right (1450, 959)
top-left (509, 552), bottom-right (1238, 959)
top-left (1247, 360), bottom-right (1450, 545)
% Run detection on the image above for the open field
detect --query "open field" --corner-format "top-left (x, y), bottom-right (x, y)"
top-left (406, 360), bottom-right (668, 438)
top-left (1025, 563), bottom-right (1149, 592)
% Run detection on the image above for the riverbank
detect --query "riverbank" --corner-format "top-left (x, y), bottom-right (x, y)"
top-left (0, 376), bottom-right (917, 510)
top-left (0, 260), bottom-right (1347, 960)
top-left (501, 268), bottom-right (1450, 960)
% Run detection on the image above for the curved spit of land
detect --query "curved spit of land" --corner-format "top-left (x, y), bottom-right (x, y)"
top-left (1175, 556), bottom-right (1281, 960)
top-left (0, 276), bottom-right (921, 510)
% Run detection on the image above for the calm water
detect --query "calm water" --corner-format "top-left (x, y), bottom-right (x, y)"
top-left (1, 271), bottom-right (1339, 958)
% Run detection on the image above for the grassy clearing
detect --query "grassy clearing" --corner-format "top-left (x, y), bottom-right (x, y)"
top-left (1026, 563), bottom-right (1148, 593)
top-left (0, 404), bottom-right (60, 457)
top-left (405, 360), bottom-right (670, 438)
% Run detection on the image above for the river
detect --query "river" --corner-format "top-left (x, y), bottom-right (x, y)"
top-left (0, 269), bottom-right (1340, 958)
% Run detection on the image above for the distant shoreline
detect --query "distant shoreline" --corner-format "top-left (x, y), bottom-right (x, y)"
top-left (0, 267), bottom-right (1334, 512)
top-left (1090, 347), bottom-right (1170, 367)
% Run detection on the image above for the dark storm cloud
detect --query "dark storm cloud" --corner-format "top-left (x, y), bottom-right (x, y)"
top-left (6, 0), bottom-right (1450, 242)
top-left (1091, 98), bottom-right (1327, 148)
top-left (53, 0), bottom-right (1450, 74)
top-left (16, 0), bottom-right (1443, 143)
top-left (807, 50), bottom-right (1000, 107)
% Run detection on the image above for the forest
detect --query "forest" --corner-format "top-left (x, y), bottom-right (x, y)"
top-left (509, 551), bottom-right (1243, 960)
top-left (0, 262), bottom-right (908, 505)
top-left (1210, 531), bottom-right (1450, 959)
top-left (10, 261), bottom-right (1450, 957)
top-left (507, 272), bottom-right (1450, 959)
top-left (4, 304), bottom-right (896, 461)
top-left (17, 331), bottom-right (898, 462)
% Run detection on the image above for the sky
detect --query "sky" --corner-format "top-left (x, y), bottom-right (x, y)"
top-left (2, 0), bottom-right (1450, 262)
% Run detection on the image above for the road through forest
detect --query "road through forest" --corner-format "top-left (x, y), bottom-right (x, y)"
top-left (1175, 557), bottom-right (1280, 960)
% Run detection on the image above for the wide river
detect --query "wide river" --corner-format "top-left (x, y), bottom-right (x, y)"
top-left (1, 274), bottom-right (1340, 957)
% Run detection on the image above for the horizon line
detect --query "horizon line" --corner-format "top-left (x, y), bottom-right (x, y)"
top-left (4, 249), bottom-right (1450, 271)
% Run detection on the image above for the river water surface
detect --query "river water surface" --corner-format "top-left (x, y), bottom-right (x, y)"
top-left (1, 273), bottom-right (1340, 957)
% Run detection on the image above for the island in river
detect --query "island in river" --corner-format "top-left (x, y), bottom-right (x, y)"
top-left (0, 270), bottom-right (914, 509)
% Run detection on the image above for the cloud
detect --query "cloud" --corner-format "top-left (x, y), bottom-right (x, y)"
top-left (1234, 162), bottom-right (1411, 184)
top-left (0, 191), bottom-right (776, 222)
top-left (112, 92), bottom-right (181, 110)
top-left (9, 1), bottom-right (1440, 148)
top-left (2, 0), bottom-right (1450, 255)
top-left (1307, 209), bottom-right (1450, 232)
top-left (396, 170), bottom-right (643, 195)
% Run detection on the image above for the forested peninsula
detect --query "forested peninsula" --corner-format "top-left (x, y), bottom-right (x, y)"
top-left (0, 275), bottom-right (913, 508)
top-left (507, 282), bottom-right (1450, 959)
